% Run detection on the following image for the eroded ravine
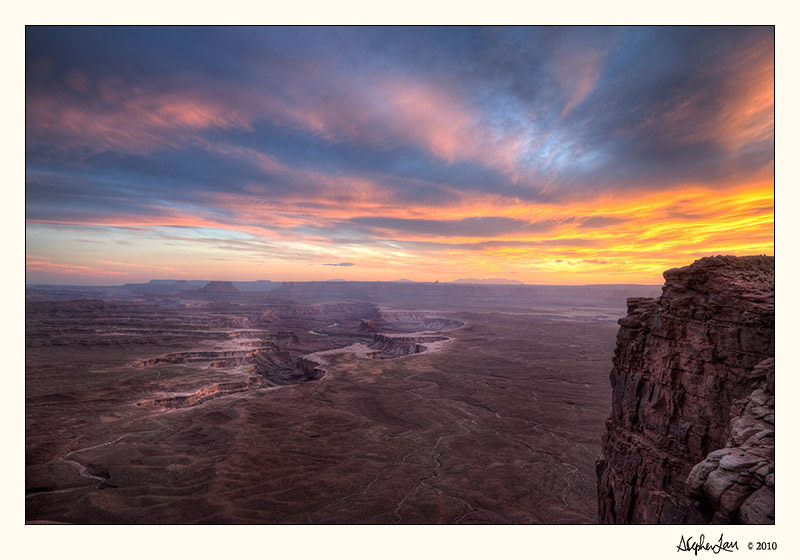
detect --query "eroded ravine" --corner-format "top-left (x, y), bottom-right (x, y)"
top-left (131, 310), bottom-right (463, 410)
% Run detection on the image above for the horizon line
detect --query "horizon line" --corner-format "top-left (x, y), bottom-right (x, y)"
top-left (25, 278), bottom-right (666, 288)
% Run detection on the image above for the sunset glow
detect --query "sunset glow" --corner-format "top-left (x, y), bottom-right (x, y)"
top-left (26, 26), bottom-right (774, 285)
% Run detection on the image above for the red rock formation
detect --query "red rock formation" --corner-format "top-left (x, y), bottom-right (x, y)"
top-left (273, 330), bottom-right (300, 346)
top-left (597, 255), bottom-right (774, 524)
top-left (177, 281), bottom-right (243, 301)
top-left (685, 357), bottom-right (774, 523)
top-left (196, 281), bottom-right (240, 293)
top-left (369, 333), bottom-right (448, 357)
top-left (150, 377), bottom-right (262, 408)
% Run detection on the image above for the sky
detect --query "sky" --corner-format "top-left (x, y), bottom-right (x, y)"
top-left (25, 26), bottom-right (774, 286)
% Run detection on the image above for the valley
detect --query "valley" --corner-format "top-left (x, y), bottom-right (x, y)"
top-left (25, 281), bottom-right (657, 523)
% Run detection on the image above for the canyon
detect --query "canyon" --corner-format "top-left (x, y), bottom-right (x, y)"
top-left (26, 258), bottom-right (775, 525)
top-left (27, 280), bottom-right (654, 523)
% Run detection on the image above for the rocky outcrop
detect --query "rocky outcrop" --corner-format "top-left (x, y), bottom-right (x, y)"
top-left (369, 334), bottom-right (448, 357)
top-left (685, 358), bottom-right (774, 523)
top-left (273, 331), bottom-right (300, 346)
top-left (597, 255), bottom-right (774, 524)
top-left (133, 346), bottom-right (283, 368)
top-left (196, 281), bottom-right (240, 293)
top-left (266, 356), bottom-right (327, 385)
top-left (142, 344), bottom-right (325, 406)
top-left (149, 376), bottom-right (262, 408)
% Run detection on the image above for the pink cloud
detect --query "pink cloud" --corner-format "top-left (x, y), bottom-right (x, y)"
top-left (26, 259), bottom-right (128, 277)
top-left (28, 60), bottom-right (532, 179)
top-left (166, 60), bottom-right (530, 179)
top-left (374, 79), bottom-right (476, 162)
top-left (26, 81), bottom-right (255, 154)
top-left (98, 260), bottom-right (179, 272)
top-left (26, 60), bottom-right (571, 187)
top-left (555, 49), bottom-right (606, 118)
top-left (209, 145), bottom-right (405, 212)
top-left (270, 75), bottom-right (529, 178)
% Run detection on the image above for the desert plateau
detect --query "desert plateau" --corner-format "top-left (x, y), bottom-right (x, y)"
top-left (26, 280), bottom-right (661, 523)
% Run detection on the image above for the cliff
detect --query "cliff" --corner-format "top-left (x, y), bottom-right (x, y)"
top-left (596, 255), bottom-right (774, 524)
top-left (149, 377), bottom-right (261, 408)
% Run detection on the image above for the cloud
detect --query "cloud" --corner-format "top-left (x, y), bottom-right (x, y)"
top-left (554, 42), bottom-right (607, 119)
top-left (350, 216), bottom-right (562, 238)
top-left (26, 257), bottom-right (128, 277)
top-left (26, 27), bottom-right (775, 207)
top-left (323, 262), bottom-right (355, 267)
top-left (24, 27), bottom-right (774, 285)
top-left (386, 237), bottom-right (601, 252)
top-left (26, 85), bottom-right (256, 155)
top-left (578, 216), bottom-right (628, 229)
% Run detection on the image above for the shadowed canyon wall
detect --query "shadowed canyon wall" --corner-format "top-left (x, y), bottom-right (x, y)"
top-left (597, 255), bottom-right (775, 523)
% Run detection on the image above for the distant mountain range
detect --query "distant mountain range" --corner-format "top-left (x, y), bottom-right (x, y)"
top-left (449, 278), bottom-right (525, 285)
top-left (122, 279), bottom-right (280, 293)
top-left (26, 278), bottom-right (531, 291)
top-left (27, 278), bottom-right (664, 311)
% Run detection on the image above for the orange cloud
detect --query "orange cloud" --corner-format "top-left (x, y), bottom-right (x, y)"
top-left (26, 146), bottom-right (773, 285)
top-left (716, 47), bottom-right (774, 151)
top-left (636, 37), bottom-right (773, 154)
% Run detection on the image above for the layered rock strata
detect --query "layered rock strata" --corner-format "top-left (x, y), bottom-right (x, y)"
top-left (369, 334), bottom-right (449, 357)
top-left (597, 255), bottom-right (774, 523)
top-left (149, 377), bottom-right (262, 408)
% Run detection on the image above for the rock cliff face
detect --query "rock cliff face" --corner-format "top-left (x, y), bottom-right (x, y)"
top-left (150, 377), bottom-right (261, 408)
top-left (597, 255), bottom-right (774, 524)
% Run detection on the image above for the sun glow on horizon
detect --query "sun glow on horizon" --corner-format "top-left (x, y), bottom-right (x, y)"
top-left (25, 179), bottom-right (773, 286)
